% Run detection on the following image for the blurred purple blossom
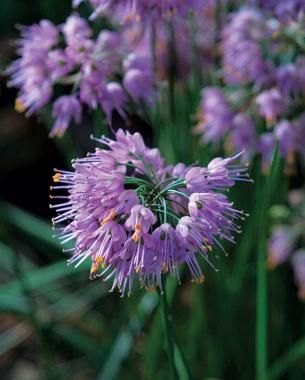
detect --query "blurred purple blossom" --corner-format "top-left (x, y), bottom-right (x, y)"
top-left (256, 88), bottom-right (285, 124)
top-left (73, 0), bottom-right (202, 22)
top-left (292, 250), bottom-right (305, 300)
top-left (8, 14), bottom-right (155, 135)
top-left (51, 95), bottom-right (82, 137)
top-left (194, 87), bottom-right (234, 143)
top-left (267, 226), bottom-right (294, 269)
top-left (195, 6), bottom-right (305, 168)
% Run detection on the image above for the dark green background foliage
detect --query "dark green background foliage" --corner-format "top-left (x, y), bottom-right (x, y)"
top-left (0, 1), bottom-right (305, 379)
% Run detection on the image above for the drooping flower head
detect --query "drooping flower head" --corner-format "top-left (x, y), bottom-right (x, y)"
top-left (194, 7), bottom-right (305, 168)
top-left (221, 8), bottom-right (273, 86)
top-left (267, 188), bottom-right (305, 301)
top-left (194, 87), bottom-right (234, 143)
top-left (51, 129), bottom-right (250, 296)
top-left (267, 226), bottom-right (294, 269)
top-left (8, 14), bottom-right (155, 137)
top-left (256, 88), bottom-right (285, 124)
top-left (292, 250), bottom-right (305, 300)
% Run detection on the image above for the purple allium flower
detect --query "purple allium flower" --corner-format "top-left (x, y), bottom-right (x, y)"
top-left (193, 6), bottom-right (305, 166)
top-left (228, 113), bottom-right (257, 155)
top-left (194, 88), bottom-right (234, 143)
top-left (254, 0), bottom-right (305, 22)
top-left (51, 129), bottom-right (250, 295)
top-left (256, 88), bottom-right (285, 124)
top-left (79, 61), bottom-right (107, 109)
top-left (292, 250), bottom-right (305, 300)
top-left (21, 19), bottom-right (58, 50)
top-left (125, 205), bottom-right (157, 240)
top-left (267, 226), bottom-right (294, 269)
top-left (96, 30), bottom-right (121, 52)
top-left (7, 20), bottom-right (58, 115)
top-left (50, 95), bottom-right (82, 137)
top-left (47, 49), bottom-right (75, 80)
top-left (119, 5), bottom-right (215, 81)
top-left (276, 64), bottom-right (300, 97)
top-left (62, 14), bottom-right (92, 45)
top-left (259, 132), bottom-right (276, 171)
top-left (123, 54), bottom-right (155, 103)
top-left (101, 82), bottom-right (127, 121)
top-left (8, 14), bottom-right (156, 136)
top-left (274, 120), bottom-right (297, 158)
top-left (185, 152), bottom-right (250, 192)
top-left (123, 68), bottom-right (155, 103)
top-left (221, 9), bottom-right (273, 86)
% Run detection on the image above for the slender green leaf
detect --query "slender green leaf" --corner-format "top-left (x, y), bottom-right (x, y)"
top-left (0, 323), bottom-right (31, 357)
top-left (0, 201), bottom-right (59, 249)
top-left (268, 336), bottom-right (305, 380)
top-left (256, 142), bottom-right (280, 380)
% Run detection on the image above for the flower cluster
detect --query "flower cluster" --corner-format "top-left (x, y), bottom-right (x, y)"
top-left (195, 8), bottom-right (305, 168)
top-left (120, 8), bottom-right (216, 82)
top-left (268, 189), bottom-right (305, 300)
top-left (253, 0), bottom-right (305, 22)
top-left (73, 0), bottom-right (201, 22)
top-left (50, 129), bottom-right (250, 296)
top-left (8, 14), bottom-right (155, 137)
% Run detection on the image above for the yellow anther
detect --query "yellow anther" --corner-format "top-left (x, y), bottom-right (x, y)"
top-left (135, 266), bottom-right (140, 273)
top-left (167, 7), bottom-right (177, 16)
top-left (195, 274), bottom-right (205, 284)
top-left (298, 289), bottom-right (305, 301)
top-left (146, 287), bottom-right (156, 292)
top-left (132, 223), bottom-right (142, 242)
top-left (90, 263), bottom-right (98, 273)
top-left (90, 257), bottom-right (104, 274)
top-left (100, 208), bottom-right (116, 225)
top-left (285, 150), bottom-right (296, 176)
top-left (15, 98), bottom-right (26, 113)
top-left (52, 173), bottom-right (61, 183)
top-left (135, 223), bottom-right (142, 233)
top-left (162, 261), bottom-right (169, 273)
top-left (124, 14), bottom-right (133, 22)
top-left (96, 257), bottom-right (103, 265)
top-left (266, 256), bottom-right (277, 270)
top-left (132, 233), bottom-right (139, 243)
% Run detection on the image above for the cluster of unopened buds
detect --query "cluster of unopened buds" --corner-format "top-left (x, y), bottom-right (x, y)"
top-left (50, 129), bottom-right (250, 296)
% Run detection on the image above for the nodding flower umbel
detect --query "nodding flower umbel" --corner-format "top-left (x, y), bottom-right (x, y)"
top-left (50, 129), bottom-right (251, 296)
top-left (7, 14), bottom-right (155, 137)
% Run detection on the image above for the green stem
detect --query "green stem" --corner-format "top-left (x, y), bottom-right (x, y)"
top-left (152, 180), bottom-right (186, 202)
top-left (151, 21), bottom-right (157, 73)
top-left (124, 177), bottom-right (154, 189)
top-left (158, 284), bottom-right (179, 380)
top-left (94, 107), bottom-right (107, 137)
top-left (149, 206), bottom-right (180, 222)
top-left (167, 190), bottom-right (190, 200)
top-left (167, 21), bottom-right (177, 124)
top-left (256, 142), bottom-right (280, 380)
